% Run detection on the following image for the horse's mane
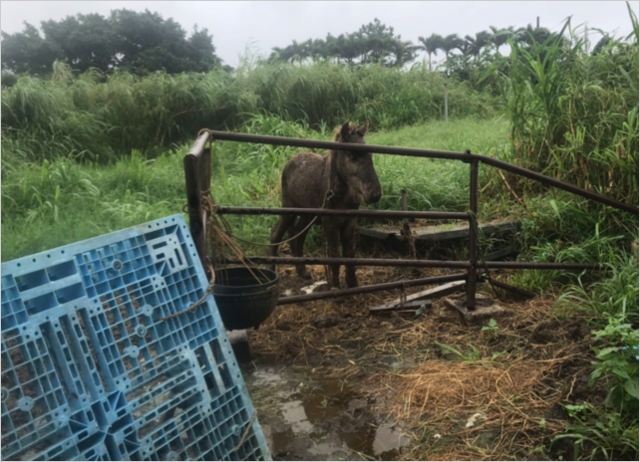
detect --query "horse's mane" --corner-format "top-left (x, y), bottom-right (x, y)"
top-left (332, 123), bottom-right (358, 142)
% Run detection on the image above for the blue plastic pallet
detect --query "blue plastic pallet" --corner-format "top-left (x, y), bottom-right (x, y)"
top-left (1, 215), bottom-right (271, 461)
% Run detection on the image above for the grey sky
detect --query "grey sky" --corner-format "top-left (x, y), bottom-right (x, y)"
top-left (2, 1), bottom-right (638, 67)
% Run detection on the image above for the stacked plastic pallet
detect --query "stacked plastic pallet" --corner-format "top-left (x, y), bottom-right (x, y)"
top-left (1, 215), bottom-right (271, 461)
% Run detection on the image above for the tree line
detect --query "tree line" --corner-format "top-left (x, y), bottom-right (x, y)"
top-left (2, 9), bottom-right (610, 79)
top-left (1, 9), bottom-right (228, 76)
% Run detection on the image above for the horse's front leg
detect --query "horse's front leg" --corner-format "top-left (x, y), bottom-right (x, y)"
top-left (269, 214), bottom-right (295, 271)
top-left (341, 218), bottom-right (358, 288)
top-left (323, 219), bottom-right (341, 289)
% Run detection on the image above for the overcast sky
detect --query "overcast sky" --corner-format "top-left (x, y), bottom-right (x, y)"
top-left (2, 1), bottom-right (638, 67)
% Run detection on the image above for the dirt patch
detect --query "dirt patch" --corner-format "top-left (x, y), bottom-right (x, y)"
top-left (245, 264), bottom-right (604, 461)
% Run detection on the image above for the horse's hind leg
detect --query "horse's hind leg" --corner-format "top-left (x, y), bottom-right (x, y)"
top-left (341, 219), bottom-right (359, 288)
top-left (290, 216), bottom-right (314, 279)
top-left (269, 214), bottom-right (295, 271)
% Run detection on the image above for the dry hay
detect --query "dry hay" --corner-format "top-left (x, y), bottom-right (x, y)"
top-left (248, 264), bottom-right (601, 460)
top-left (376, 359), bottom-right (571, 460)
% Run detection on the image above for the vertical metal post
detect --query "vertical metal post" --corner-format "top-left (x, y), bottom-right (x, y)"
top-left (466, 151), bottom-right (478, 310)
top-left (184, 154), bottom-right (208, 272)
top-left (444, 83), bottom-right (449, 122)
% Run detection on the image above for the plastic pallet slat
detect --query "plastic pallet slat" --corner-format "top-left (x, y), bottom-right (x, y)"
top-left (1, 215), bottom-right (271, 461)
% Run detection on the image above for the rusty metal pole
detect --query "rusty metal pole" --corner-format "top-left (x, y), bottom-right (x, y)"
top-left (467, 151), bottom-right (479, 310)
top-left (184, 155), bottom-right (207, 271)
top-left (184, 131), bottom-right (211, 272)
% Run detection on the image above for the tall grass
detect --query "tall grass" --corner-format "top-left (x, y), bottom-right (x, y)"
top-left (1, 62), bottom-right (501, 163)
top-left (0, 115), bottom-right (508, 262)
top-left (503, 12), bottom-right (639, 206)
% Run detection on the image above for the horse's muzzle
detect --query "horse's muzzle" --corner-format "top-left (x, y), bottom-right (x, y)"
top-left (365, 190), bottom-right (382, 204)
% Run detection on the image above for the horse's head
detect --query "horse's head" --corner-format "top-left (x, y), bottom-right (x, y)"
top-left (333, 121), bottom-right (382, 204)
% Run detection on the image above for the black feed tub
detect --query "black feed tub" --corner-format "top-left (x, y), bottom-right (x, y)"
top-left (212, 267), bottom-right (279, 330)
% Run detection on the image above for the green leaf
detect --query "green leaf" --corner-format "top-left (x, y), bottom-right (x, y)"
top-left (595, 346), bottom-right (620, 358)
top-left (611, 368), bottom-right (630, 380)
top-left (623, 379), bottom-right (639, 399)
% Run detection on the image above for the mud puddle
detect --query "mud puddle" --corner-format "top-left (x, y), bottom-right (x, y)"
top-left (243, 366), bottom-right (408, 461)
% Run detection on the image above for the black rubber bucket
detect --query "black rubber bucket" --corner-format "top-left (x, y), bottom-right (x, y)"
top-left (212, 267), bottom-right (279, 330)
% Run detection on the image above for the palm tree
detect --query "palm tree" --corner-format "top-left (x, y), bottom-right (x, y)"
top-left (392, 39), bottom-right (419, 67)
top-left (515, 25), bottom-right (552, 47)
top-left (464, 30), bottom-right (492, 60)
top-left (439, 34), bottom-right (463, 63)
top-left (417, 33), bottom-right (443, 71)
top-left (489, 26), bottom-right (515, 54)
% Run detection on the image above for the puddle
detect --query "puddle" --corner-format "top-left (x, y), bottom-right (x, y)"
top-left (372, 423), bottom-right (409, 456)
top-left (244, 366), bottom-right (408, 460)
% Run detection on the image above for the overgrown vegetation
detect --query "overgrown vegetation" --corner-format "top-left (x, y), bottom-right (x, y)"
top-left (1, 61), bottom-right (500, 163)
top-left (502, 14), bottom-right (639, 206)
top-left (1, 6), bottom-right (638, 461)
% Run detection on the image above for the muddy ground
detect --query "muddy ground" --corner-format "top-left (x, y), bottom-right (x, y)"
top-left (239, 260), bottom-right (604, 461)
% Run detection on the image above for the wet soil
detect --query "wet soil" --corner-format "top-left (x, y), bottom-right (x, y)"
top-left (242, 264), bottom-right (605, 461)
top-left (243, 365), bottom-right (408, 461)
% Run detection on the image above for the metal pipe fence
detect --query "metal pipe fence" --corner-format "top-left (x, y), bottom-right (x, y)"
top-left (184, 130), bottom-right (637, 311)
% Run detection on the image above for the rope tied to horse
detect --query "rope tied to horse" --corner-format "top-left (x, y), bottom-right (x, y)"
top-left (208, 189), bottom-right (335, 248)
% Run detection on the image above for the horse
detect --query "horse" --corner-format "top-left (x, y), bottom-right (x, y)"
top-left (269, 121), bottom-right (382, 288)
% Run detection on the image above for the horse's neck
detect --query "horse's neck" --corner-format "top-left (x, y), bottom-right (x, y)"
top-left (326, 151), bottom-right (359, 208)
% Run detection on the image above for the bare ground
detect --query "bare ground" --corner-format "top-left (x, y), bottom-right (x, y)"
top-left (244, 263), bottom-right (605, 461)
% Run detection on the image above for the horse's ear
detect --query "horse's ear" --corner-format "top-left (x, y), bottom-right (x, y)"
top-left (340, 122), bottom-right (351, 140)
top-left (357, 120), bottom-right (369, 136)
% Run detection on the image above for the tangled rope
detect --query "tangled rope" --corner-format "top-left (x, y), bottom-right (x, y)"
top-left (214, 189), bottom-right (335, 248)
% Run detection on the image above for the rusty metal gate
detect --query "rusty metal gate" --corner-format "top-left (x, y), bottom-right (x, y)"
top-left (183, 130), bottom-right (638, 311)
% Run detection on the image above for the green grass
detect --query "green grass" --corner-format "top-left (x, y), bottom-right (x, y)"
top-left (0, 61), bottom-right (503, 163)
top-left (1, 37), bottom-right (638, 457)
top-left (0, 116), bottom-right (509, 262)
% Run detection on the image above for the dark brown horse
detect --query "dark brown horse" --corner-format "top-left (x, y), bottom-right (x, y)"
top-left (269, 122), bottom-right (382, 288)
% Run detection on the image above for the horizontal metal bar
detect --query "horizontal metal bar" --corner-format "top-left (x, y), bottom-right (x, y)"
top-left (276, 273), bottom-right (467, 305)
top-left (478, 156), bottom-right (639, 216)
top-left (205, 130), bottom-right (638, 216)
top-left (207, 130), bottom-right (470, 161)
top-left (481, 261), bottom-right (601, 270)
top-left (216, 206), bottom-right (469, 220)
top-left (222, 256), bottom-right (471, 269)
